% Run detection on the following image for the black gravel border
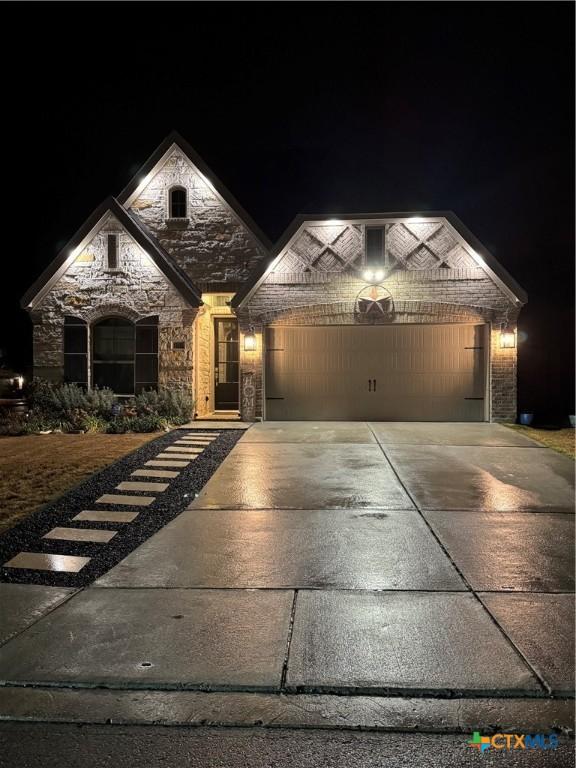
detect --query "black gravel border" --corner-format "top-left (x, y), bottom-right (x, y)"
top-left (0, 430), bottom-right (244, 587)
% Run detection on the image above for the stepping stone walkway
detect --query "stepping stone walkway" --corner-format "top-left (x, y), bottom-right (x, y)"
top-left (72, 510), bottom-right (140, 523)
top-left (115, 482), bottom-right (169, 493)
top-left (43, 528), bottom-right (117, 543)
top-left (1, 431), bottom-right (222, 575)
top-left (4, 553), bottom-right (91, 573)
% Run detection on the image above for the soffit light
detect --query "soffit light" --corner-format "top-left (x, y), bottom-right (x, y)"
top-left (363, 268), bottom-right (385, 283)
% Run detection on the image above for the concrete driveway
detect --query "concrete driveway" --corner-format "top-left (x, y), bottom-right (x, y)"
top-left (0, 422), bottom-right (573, 735)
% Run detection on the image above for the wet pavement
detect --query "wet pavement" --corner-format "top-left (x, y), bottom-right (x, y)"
top-left (0, 422), bottom-right (574, 744)
top-left (1, 723), bottom-right (574, 768)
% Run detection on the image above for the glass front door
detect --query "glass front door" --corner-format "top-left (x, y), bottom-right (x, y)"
top-left (214, 318), bottom-right (239, 410)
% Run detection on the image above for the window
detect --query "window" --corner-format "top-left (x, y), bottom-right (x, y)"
top-left (107, 234), bottom-right (118, 270)
top-left (365, 227), bottom-right (385, 265)
top-left (135, 316), bottom-right (159, 393)
top-left (91, 316), bottom-right (159, 395)
top-left (64, 316), bottom-right (88, 386)
top-left (92, 317), bottom-right (135, 394)
top-left (169, 187), bottom-right (187, 218)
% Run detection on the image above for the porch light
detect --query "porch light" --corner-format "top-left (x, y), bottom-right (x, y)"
top-left (244, 330), bottom-right (257, 351)
top-left (363, 268), bottom-right (385, 283)
top-left (500, 327), bottom-right (516, 348)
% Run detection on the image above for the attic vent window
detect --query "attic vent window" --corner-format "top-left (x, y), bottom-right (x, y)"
top-left (169, 187), bottom-right (187, 219)
top-left (107, 234), bottom-right (118, 270)
top-left (365, 227), bottom-right (385, 266)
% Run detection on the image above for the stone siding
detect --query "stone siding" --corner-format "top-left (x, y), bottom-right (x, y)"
top-left (32, 214), bottom-right (197, 396)
top-left (129, 149), bottom-right (266, 287)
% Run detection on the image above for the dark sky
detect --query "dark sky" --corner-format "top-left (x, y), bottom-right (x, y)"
top-left (3, 3), bottom-right (574, 421)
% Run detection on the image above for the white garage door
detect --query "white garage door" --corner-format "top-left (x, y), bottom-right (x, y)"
top-left (265, 324), bottom-right (487, 421)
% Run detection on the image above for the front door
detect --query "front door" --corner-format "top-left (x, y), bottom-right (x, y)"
top-left (214, 318), bottom-right (239, 410)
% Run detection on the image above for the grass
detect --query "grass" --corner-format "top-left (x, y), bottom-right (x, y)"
top-left (506, 425), bottom-right (575, 459)
top-left (0, 432), bottom-right (160, 533)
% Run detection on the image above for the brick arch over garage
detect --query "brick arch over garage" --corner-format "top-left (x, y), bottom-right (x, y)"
top-left (247, 299), bottom-right (509, 327)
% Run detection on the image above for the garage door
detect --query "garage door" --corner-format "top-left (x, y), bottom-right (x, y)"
top-left (265, 324), bottom-right (487, 421)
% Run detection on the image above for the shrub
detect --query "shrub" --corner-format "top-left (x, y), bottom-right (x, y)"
top-left (72, 411), bottom-right (108, 433)
top-left (0, 410), bottom-right (26, 436)
top-left (85, 387), bottom-right (116, 419)
top-left (135, 389), bottom-right (193, 423)
top-left (106, 414), bottom-right (168, 434)
top-left (28, 380), bottom-right (116, 422)
top-left (10, 379), bottom-right (190, 436)
top-left (105, 417), bottom-right (131, 434)
top-left (21, 414), bottom-right (65, 435)
top-left (129, 414), bottom-right (169, 433)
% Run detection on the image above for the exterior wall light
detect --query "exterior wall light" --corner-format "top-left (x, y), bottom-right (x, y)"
top-left (500, 328), bottom-right (516, 349)
top-left (363, 268), bottom-right (385, 283)
top-left (244, 331), bottom-right (257, 351)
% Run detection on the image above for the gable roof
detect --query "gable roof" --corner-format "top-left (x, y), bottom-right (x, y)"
top-left (117, 130), bottom-right (272, 253)
top-left (21, 197), bottom-right (202, 310)
top-left (232, 211), bottom-right (528, 308)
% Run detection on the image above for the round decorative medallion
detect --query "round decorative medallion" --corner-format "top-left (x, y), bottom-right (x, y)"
top-left (354, 285), bottom-right (394, 323)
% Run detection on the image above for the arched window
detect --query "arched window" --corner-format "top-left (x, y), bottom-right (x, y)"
top-left (64, 316), bottom-right (88, 387)
top-left (92, 316), bottom-right (159, 395)
top-left (169, 186), bottom-right (187, 219)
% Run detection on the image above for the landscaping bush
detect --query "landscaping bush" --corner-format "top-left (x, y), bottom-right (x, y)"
top-left (135, 389), bottom-right (194, 424)
top-left (0, 409), bottom-right (26, 436)
top-left (85, 388), bottom-right (117, 419)
top-left (14, 379), bottom-right (193, 436)
top-left (105, 414), bottom-right (168, 434)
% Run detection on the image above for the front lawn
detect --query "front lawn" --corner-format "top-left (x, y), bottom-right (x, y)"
top-left (0, 432), bottom-right (160, 533)
top-left (507, 425), bottom-right (575, 459)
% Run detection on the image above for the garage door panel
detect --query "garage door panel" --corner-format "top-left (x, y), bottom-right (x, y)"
top-left (265, 324), bottom-right (486, 421)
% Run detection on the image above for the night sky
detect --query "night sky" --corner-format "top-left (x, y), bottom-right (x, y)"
top-left (4, 4), bottom-right (574, 422)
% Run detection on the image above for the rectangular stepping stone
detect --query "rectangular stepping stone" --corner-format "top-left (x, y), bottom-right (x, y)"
top-left (164, 446), bottom-right (203, 454)
top-left (116, 481), bottom-right (169, 492)
top-left (43, 527), bottom-right (117, 543)
top-left (3, 553), bottom-right (91, 573)
top-left (155, 453), bottom-right (198, 461)
top-left (131, 469), bottom-right (179, 479)
top-left (175, 443), bottom-right (212, 448)
top-left (146, 459), bottom-right (189, 468)
top-left (72, 510), bottom-right (139, 523)
top-left (181, 432), bottom-right (220, 437)
top-left (95, 494), bottom-right (154, 507)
